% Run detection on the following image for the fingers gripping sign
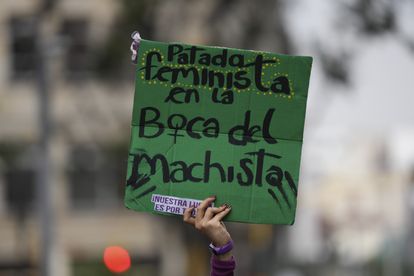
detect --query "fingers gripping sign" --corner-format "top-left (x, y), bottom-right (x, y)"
top-left (183, 196), bottom-right (216, 225)
top-left (183, 196), bottom-right (233, 261)
top-left (195, 196), bottom-right (217, 221)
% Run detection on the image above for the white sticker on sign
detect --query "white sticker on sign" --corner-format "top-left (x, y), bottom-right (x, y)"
top-left (151, 194), bottom-right (213, 215)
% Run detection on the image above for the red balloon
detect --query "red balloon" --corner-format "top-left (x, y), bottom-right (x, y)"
top-left (103, 246), bottom-right (131, 273)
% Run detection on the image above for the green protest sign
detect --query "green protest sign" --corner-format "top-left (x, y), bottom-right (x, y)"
top-left (125, 39), bottom-right (312, 224)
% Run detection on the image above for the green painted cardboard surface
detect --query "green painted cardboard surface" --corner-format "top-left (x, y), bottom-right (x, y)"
top-left (125, 39), bottom-right (312, 224)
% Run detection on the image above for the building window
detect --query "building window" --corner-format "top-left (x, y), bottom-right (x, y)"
top-left (67, 145), bottom-right (125, 210)
top-left (60, 19), bottom-right (92, 79)
top-left (5, 169), bottom-right (36, 217)
top-left (9, 16), bottom-right (37, 79)
top-left (0, 143), bottom-right (38, 217)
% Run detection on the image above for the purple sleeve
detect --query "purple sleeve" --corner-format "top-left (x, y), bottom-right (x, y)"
top-left (210, 255), bottom-right (236, 276)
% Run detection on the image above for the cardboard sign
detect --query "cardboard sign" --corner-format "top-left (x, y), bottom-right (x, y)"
top-left (124, 39), bottom-right (312, 224)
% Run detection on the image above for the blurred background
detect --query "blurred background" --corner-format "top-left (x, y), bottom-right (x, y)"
top-left (1, 0), bottom-right (414, 275)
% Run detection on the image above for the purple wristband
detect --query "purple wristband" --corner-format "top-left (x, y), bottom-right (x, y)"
top-left (209, 240), bottom-right (234, 255)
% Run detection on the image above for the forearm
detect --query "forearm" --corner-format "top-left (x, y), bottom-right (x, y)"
top-left (211, 254), bottom-right (236, 276)
top-left (210, 241), bottom-right (235, 275)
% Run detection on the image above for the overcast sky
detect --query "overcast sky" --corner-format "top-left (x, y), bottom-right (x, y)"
top-left (285, 0), bottom-right (414, 174)
top-left (287, 0), bottom-right (414, 131)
